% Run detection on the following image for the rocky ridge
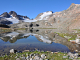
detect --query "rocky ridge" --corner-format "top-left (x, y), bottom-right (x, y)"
top-left (0, 11), bottom-right (29, 20)
top-left (1, 3), bottom-right (80, 29)
top-left (34, 3), bottom-right (80, 29)
top-left (0, 11), bottom-right (30, 25)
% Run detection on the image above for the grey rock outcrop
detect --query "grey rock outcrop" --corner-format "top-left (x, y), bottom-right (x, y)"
top-left (9, 11), bottom-right (17, 16)
top-left (1, 3), bottom-right (80, 30)
top-left (0, 18), bottom-right (12, 24)
top-left (1, 12), bottom-right (10, 18)
top-left (10, 49), bottom-right (17, 53)
top-left (9, 11), bottom-right (29, 20)
top-left (34, 3), bottom-right (80, 29)
top-left (9, 22), bottom-right (39, 28)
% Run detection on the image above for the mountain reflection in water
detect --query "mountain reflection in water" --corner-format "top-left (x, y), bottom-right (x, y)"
top-left (0, 29), bottom-right (80, 55)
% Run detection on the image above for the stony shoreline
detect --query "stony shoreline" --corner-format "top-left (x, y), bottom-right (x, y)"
top-left (0, 49), bottom-right (80, 60)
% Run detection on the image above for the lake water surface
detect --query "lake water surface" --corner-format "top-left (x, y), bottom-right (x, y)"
top-left (0, 29), bottom-right (79, 55)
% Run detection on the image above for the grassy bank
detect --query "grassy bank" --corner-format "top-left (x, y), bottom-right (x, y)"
top-left (73, 29), bottom-right (80, 33)
top-left (55, 32), bottom-right (77, 41)
top-left (14, 28), bottom-right (26, 31)
top-left (0, 51), bottom-right (73, 60)
top-left (39, 28), bottom-right (57, 29)
top-left (0, 28), bottom-right (12, 33)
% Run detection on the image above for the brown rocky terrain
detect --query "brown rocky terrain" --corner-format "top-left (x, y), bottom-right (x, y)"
top-left (34, 3), bottom-right (80, 30)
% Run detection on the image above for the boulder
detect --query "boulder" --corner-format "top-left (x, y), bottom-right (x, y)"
top-left (16, 58), bottom-right (20, 60)
top-left (41, 54), bottom-right (46, 59)
top-left (34, 56), bottom-right (40, 60)
top-left (10, 49), bottom-right (17, 53)
top-left (76, 39), bottom-right (80, 44)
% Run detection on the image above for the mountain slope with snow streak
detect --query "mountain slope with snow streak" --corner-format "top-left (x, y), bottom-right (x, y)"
top-left (35, 11), bottom-right (53, 20)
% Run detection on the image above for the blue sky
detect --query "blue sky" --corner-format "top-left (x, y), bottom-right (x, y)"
top-left (0, 0), bottom-right (80, 19)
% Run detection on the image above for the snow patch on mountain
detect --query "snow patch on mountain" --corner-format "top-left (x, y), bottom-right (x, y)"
top-left (5, 18), bottom-right (37, 24)
top-left (40, 11), bottom-right (53, 20)
top-left (24, 19), bottom-right (37, 22)
top-left (6, 18), bottom-right (19, 24)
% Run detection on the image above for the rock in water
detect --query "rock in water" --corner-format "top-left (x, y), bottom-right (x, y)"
top-left (10, 49), bottom-right (17, 53)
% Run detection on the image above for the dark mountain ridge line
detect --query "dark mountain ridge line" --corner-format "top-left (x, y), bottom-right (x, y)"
top-left (1, 3), bottom-right (80, 30)
top-left (0, 11), bottom-right (30, 20)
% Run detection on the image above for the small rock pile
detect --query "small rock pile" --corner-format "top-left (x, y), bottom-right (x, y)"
top-left (16, 53), bottom-right (48, 60)
top-left (68, 52), bottom-right (79, 59)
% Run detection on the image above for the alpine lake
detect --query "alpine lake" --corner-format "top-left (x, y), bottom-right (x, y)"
top-left (0, 28), bottom-right (80, 55)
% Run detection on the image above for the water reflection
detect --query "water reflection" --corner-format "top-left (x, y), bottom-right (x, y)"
top-left (0, 29), bottom-right (55, 44)
top-left (0, 29), bottom-right (80, 54)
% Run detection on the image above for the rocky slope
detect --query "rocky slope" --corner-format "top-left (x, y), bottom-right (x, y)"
top-left (1, 3), bottom-right (80, 29)
top-left (34, 3), bottom-right (80, 29)
top-left (0, 11), bottom-right (30, 25)
top-left (0, 11), bottom-right (30, 20)
top-left (0, 17), bottom-right (12, 24)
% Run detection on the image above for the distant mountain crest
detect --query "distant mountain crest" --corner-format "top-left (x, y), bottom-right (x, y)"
top-left (0, 11), bottom-right (30, 20)
top-left (1, 12), bottom-right (10, 18)
top-left (9, 11), bottom-right (17, 15)
top-left (71, 3), bottom-right (75, 6)
top-left (1, 3), bottom-right (80, 29)
top-left (0, 11), bottom-right (30, 24)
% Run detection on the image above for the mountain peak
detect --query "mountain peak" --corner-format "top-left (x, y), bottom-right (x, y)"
top-left (43, 11), bottom-right (53, 14)
top-left (9, 11), bottom-right (17, 16)
top-left (71, 3), bottom-right (75, 6)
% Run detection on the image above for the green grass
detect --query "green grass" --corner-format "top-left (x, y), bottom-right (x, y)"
top-left (39, 28), bottom-right (57, 29)
top-left (0, 28), bottom-right (12, 33)
top-left (55, 32), bottom-right (77, 41)
top-left (73, 29), bottom-right (80, 33)
top-left (0, 51), bottom-right (79, 60)
top-left (14, 28), bottom-right (26, 30)
top-left (73, 29), bottom-right (80, 31)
